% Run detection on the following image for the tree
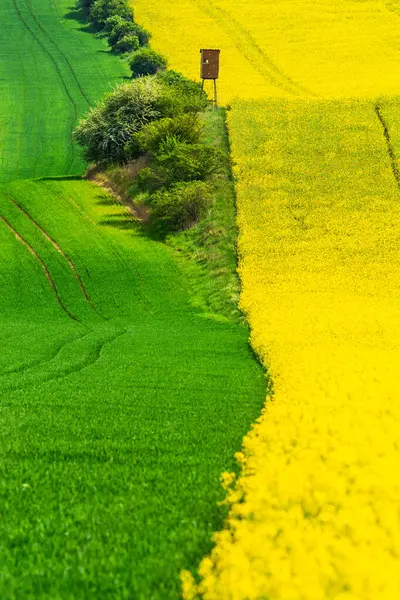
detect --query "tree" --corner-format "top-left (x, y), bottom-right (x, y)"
top-left (89, 0), bottom-right (132, 27)
top-left (114, 34), bottom-right (140, 53)
top-left (74, 78), bottom-right (165, 164)
top-left (108, 19), bottom-right (136, 47)
top-left (129, 48), bottom-right (167, 77)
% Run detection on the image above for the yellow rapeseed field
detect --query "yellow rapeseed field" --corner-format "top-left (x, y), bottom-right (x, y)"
top-left (134, 0), bottom-right (400, 102)
top-left (134, 0), bottom-right (400, 597)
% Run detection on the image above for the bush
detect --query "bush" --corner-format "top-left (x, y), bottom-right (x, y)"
top-left (135, 167), bottom-right (169, 193)
top-left (89, 0), bottom-right (132, 27)
top-left (108, 20), bottom-right (150, 50)
top-left (74, 65), bottom-right (214, 164)
top-left (103, 15), bottom-right (128, 33)
top-left (114, 34), bottom-right (139, 53)
top-left (107, 19), bottom-right (135, 47)
top-left (81, 0), bottom-right (96, 10)
top-left (74, 78), bottom-right (166, 164)
top-left (149, 181), bottom-right (213, 234)
top-left (127, 22), bottom-right (151, 46)
top-left (142, 137), bottom-right (228, 187)
top-left (157, 70), bottom-right (205, 99)
top-left (125, 114), bottom-right (203, 158)
top-left (129, 48), bottom-right (167, 77)
top-left (134, 138), bottom-right (227, 191)
top-left (74, 75), bottom-right (210, 165)
top-left (156, 70), bottom-right (209, 114)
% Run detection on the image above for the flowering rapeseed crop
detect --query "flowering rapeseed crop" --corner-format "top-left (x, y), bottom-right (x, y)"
top-left (181, 98), bottom-right (400, 598)
top-left (134, 0), bottom-right (400, 102)
top-left (133, 0), bottom-right (400, 597)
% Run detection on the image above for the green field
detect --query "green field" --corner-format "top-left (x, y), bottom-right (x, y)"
top-left (0, 177), bottom-right (266, 598)
top-left (0, 2), bottom-right (266, 598)
top-left (0, 0), bottom-right (128, 183)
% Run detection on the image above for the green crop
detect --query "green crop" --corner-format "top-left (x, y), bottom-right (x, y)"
top-left (0, 0), bottom-right (128, 184)
top-left (0, 178), bottom-right (266, 598)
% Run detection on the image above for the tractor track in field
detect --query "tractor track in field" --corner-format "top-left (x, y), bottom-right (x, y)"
top-left (29, 39), bottom-right (47, 178)
top-left (193, 0), bottom-right (316, 97)
top-left (25, 0), bottom-right (92, 107)
top-left (47, 0), bottom-right (111, 97)
top-left (0, 215), bottom-right (78, 321)
top-left (57, 327), bottom-right (127, 382)
top-left (12, 0), bottom-right (77, 174)
top-left (14, 35), bottom-right (45, 180)
top-left (0, 328), bottom-right (91, 377)
top-left (1, 328), bottom-right (127, 393)
top-left (12, 45), bottom-right (26, 182)
top-left (6, 195), bottom-right (99, 314)
top-left (41, 181), bottom-right (156, 315)
top-left (374, 103), bottom-right (400, 190)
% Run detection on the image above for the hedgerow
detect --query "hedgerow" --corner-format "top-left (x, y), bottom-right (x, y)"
top-left (74, 75), bottom-right (208, 164)
top-left (89, 0), bottom-right (132, 26)
top-left (126, 115), bottom-right (203, 159)
top-left (76, 0), bottom-right (222, 234)
top-left (87, 0), bottom-right (150, 56)
top-left (73, 77), bottom-right (165, 164)
top-left (148, 181), bottom-right (213, 234)
top-left (135, 138), bottom-right (228, 190)
top-left (129, 48), bottom-right (167, 76)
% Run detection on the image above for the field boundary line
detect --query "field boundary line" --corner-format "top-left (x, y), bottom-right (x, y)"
top-left (25, 0), bottom-right (92, 107)
top-left (41, 180), bottom-right (156, 315)
top-left (0, 215), bottom-right (78, 321)
top-left (47, 0), bottom-right (110, 96)
top-left (7, 195), bottom-right (99, 313)
top-left (375, 103), bottom-right (400, 190)
top-left (0, 328), bottom-right (91, 377)
top-left (1, 328), bottom-right (127, 393)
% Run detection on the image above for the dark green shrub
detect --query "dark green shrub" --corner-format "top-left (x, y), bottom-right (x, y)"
top-left (103, 15), bottom-right (128, 35)
top-left (114, 34), bottom-right (139, 53)
top-left (81, 0), bottom-right (96, 10)
top-left (134, 138), bottom-right (228, 190)
top-left (108, 20), bottom-right (150, 49)
top-left (125, 114), bottom-right (203, 158)
top-left (149, 181), bottom-right (213, 234)
top-left (157, 137), bottom-right (227, 181)
top-left (108, 19), bottom-right (135, 47)
top-left (129, 48), bottom-right (167, 77)
top-left (135, 166), bottom-right (169, 192)
top-left (74, 78), bottom-right (165, 164)
top-left (127, 22), bottom-right (151, 46)
top-left (103, 15), bottom-right (128, 33)
top-left (156, 70), bottom-right (209, 113)
top-left (89, 0), bottom-right (132, 27)
top-left (157, 70), bottom-right (205, 98)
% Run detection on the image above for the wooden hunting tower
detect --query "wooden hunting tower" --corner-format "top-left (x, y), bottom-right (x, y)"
top-left (200, 49), bottom-right (220, 80)
top-left (200, 49), bottom-right (220, 106)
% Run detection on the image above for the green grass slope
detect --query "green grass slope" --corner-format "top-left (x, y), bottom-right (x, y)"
top-left (0, 0), bottom-right (128, 184)
top-left (0, 178), bottom-right (266, 599)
